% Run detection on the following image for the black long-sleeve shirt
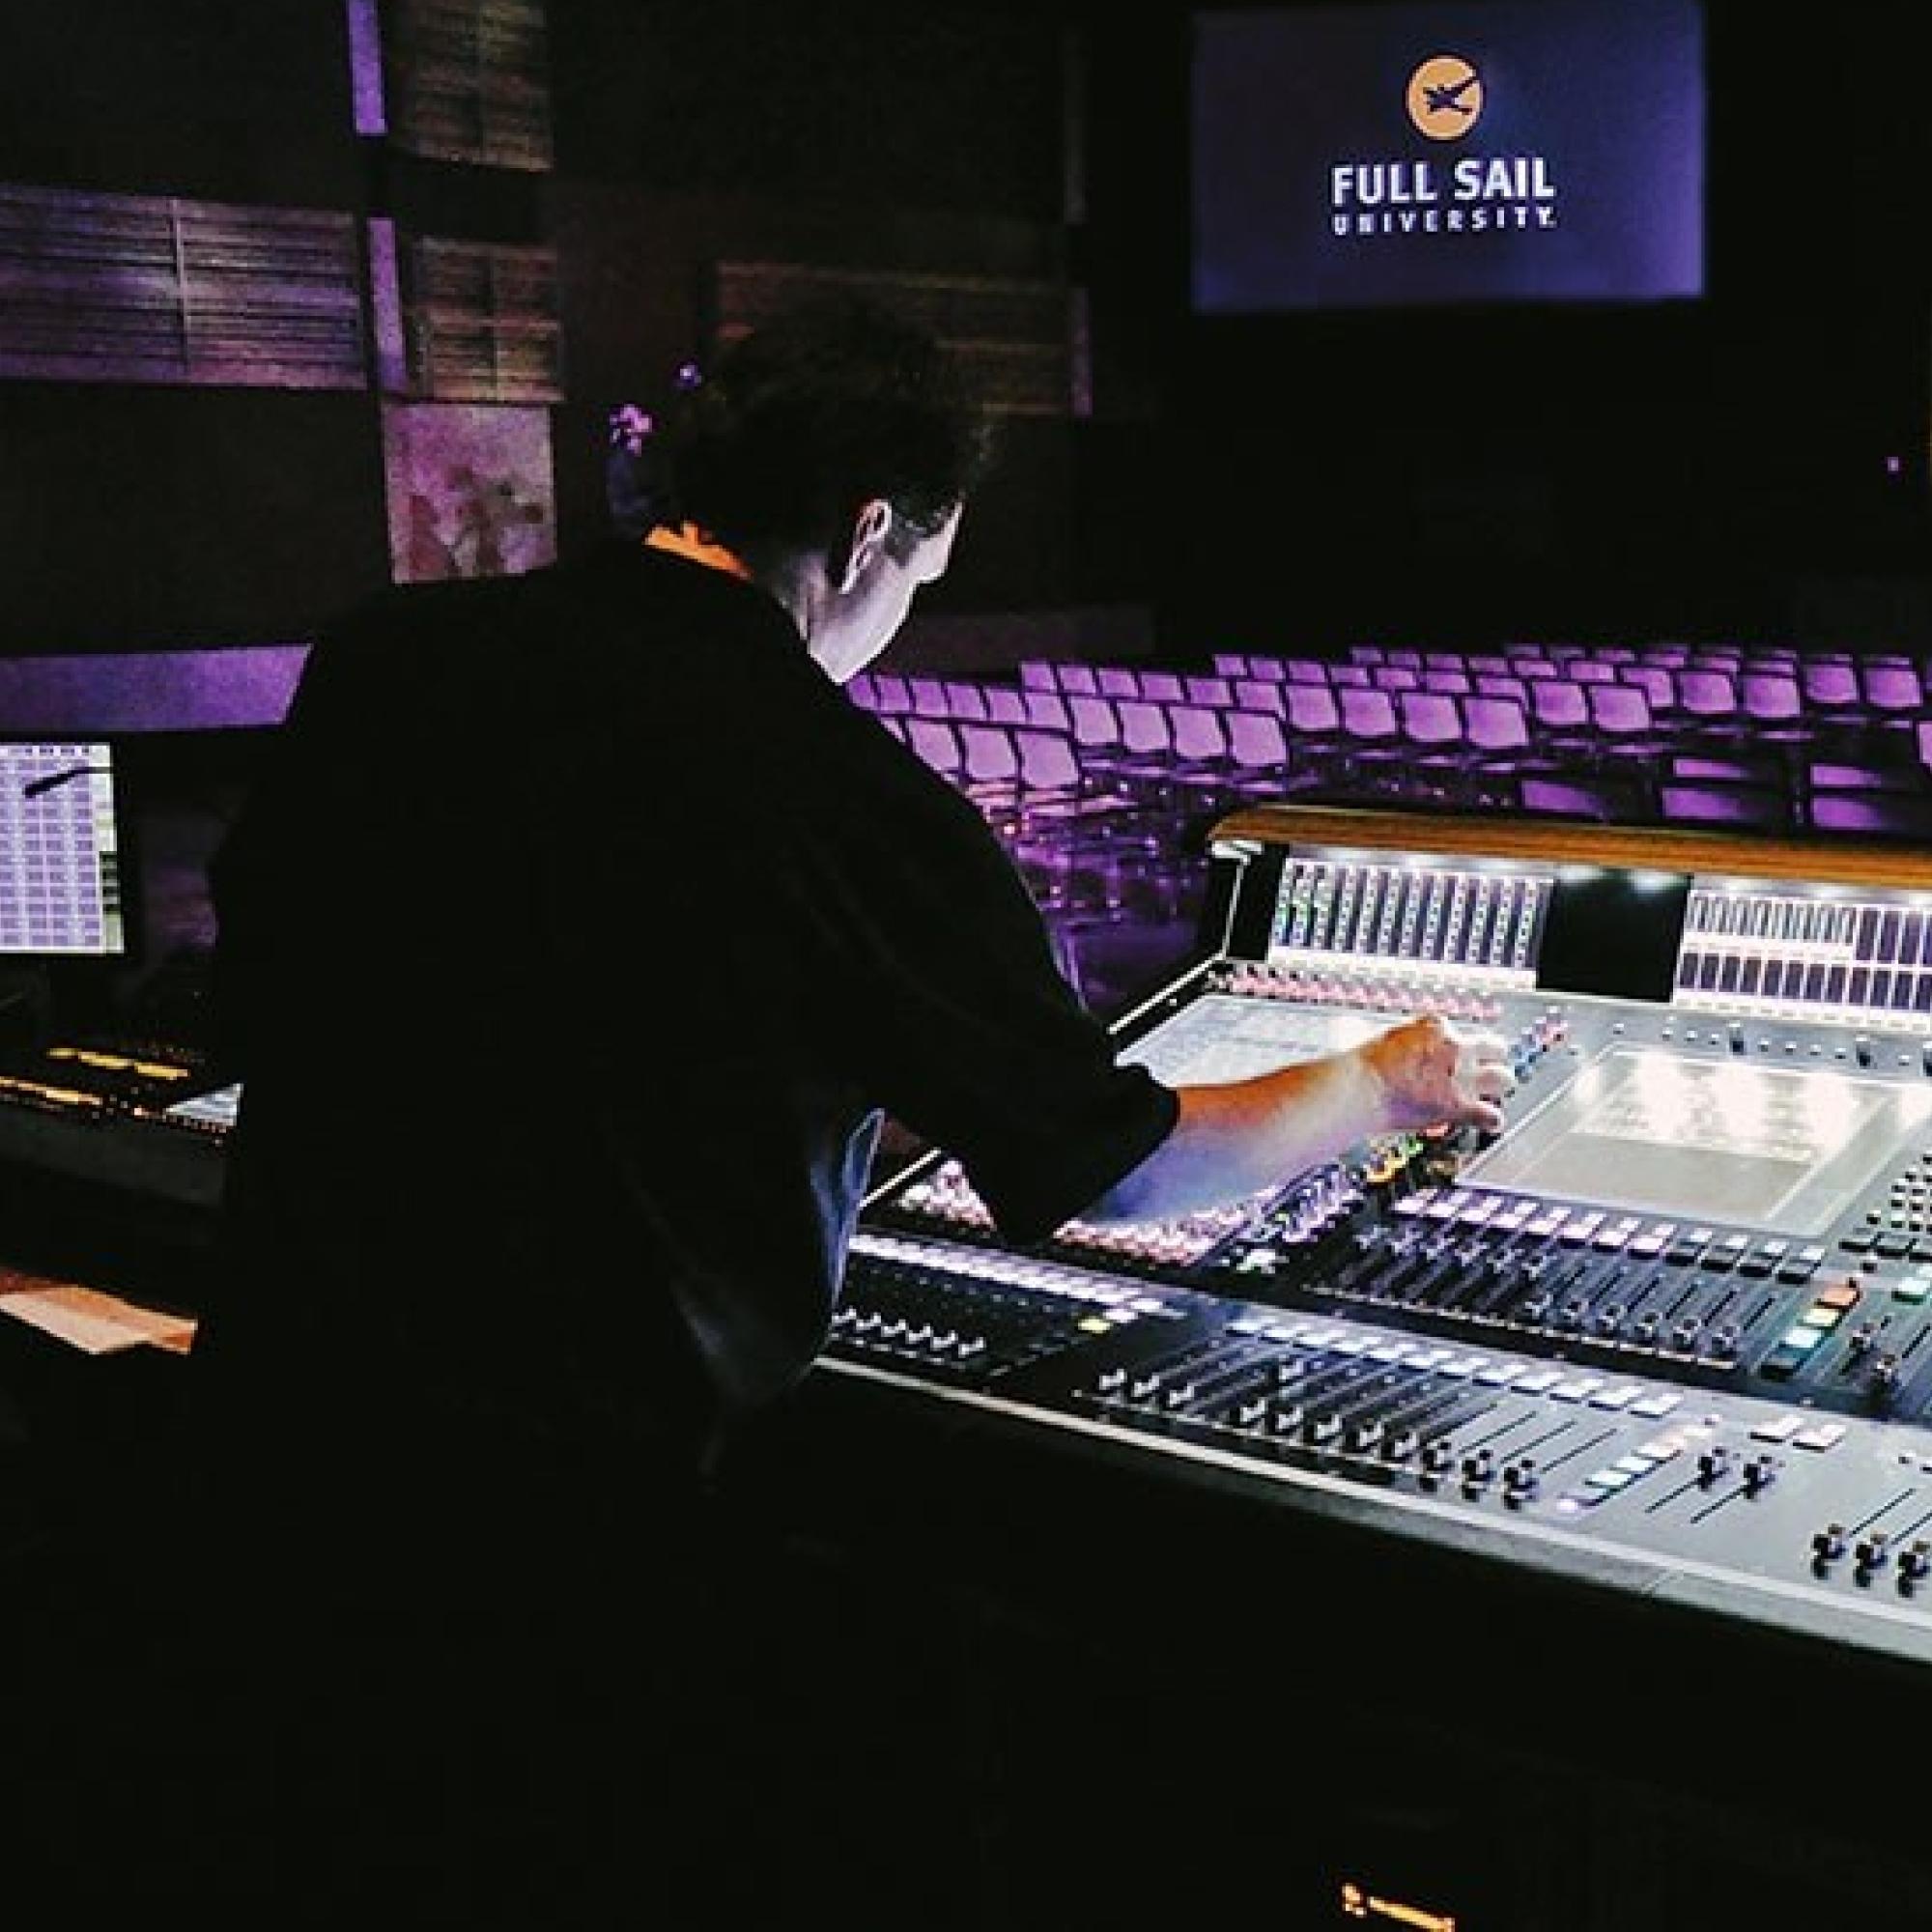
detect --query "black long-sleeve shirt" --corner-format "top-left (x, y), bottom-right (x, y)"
top-left (191, 541), bottom-right (1178, 1463)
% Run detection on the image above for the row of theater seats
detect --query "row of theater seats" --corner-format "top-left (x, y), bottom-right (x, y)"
top-left (1211, 644), bottom-right (1932, 735)
top-left (868, 643), bottom-right (1932, 748)
top-left (851, 646), bottom-right (1932, 1004)
top-left (851, 639), bottom-right (1932, 1006)
top-left (1233, 640), bottom-right (1932, 837)
top-left (862, 651), bottom-right (1932, 801)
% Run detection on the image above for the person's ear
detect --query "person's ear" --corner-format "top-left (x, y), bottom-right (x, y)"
top-left (837, 499), bottom-right (894, 594)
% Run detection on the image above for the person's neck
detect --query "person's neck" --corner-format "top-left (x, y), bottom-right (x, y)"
top-left (647, 521), bottom-right (823, 645)
top-left (644, 520), bottom-right (753, 581)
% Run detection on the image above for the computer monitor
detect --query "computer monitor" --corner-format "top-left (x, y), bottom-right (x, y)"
top-left (0, 738), bottom-right (128, 956)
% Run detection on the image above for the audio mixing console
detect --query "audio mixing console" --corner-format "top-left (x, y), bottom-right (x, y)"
top-left (830, 803), bottom-right (1932, 1669)
top-left (0, 1036), bottom-right (231, 1209)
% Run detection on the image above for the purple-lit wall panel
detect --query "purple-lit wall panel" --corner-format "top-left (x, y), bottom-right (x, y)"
top-left (381, 402), bottom-right (555, 583)
top-left (345, 0), bottom-right (388, 138)
top-left (0, 647), bottom-right (305, 734)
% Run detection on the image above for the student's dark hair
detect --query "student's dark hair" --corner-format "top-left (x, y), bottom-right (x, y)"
top-left (664, 293), bottom-right (996, 573)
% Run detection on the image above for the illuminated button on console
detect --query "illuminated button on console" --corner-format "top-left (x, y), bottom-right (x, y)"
top-left (1557, 1211), bottom-right (1605, 1246)
top-left (1547, 1376), bottom-right (1605, 1403)
top-left (1628, 1390), bottom-right (1683, 1418)
top-left (1761, 1325), bottom-right (1826, 1379)
top-left (1628, 1222), bottom-right (1674, 1260)
top-left (1792, 1420), bottom-right (1846, 1450)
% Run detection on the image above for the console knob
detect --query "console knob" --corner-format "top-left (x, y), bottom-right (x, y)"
top-left (1502, 1458), bottom-right (1540, 1502)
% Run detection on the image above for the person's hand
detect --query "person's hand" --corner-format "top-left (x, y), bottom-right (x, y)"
top-left (1357, 1012), bottom-right (1515, 1137)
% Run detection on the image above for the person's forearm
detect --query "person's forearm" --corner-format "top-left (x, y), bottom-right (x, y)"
top-left (1085, 1055), bottom-right (1384, 1225)
top-left (1081, 1015), bottom-right (1514, 1229)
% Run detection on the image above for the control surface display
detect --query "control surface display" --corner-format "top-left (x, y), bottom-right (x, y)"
top-left (1464, 1046), bottom-right (1932, 1235)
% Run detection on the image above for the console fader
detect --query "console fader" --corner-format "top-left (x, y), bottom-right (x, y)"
top-left (829, 803), bottom-right (1932, 1666)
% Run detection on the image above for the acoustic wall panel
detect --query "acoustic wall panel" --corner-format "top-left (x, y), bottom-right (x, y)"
top-left (0, 185), bottom-right (366, 391)
top-left (382, 0), bottom-right (554, 173)
top-left (714, 260), bottom-right (1077, 418)
top-left (404, 235), bottom-right (563, 402)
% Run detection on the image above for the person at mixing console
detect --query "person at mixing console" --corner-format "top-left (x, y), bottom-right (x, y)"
top-left (160, 293), bottom-right (1516, 1926)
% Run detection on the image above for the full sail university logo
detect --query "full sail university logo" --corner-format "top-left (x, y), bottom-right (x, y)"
top-left (1406, 54), bottom-right (1484, 138)
top-left (1330, 51), bottom-right (1559, 237)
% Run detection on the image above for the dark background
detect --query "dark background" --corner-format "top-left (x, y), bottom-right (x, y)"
top-left (0, 0), bottom-right (1926, 662)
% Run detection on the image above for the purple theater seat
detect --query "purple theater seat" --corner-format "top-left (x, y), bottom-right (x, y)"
top-left (1656, 778), bottom-right (1793, 831)
top-left (1807, 789), bottom-right (1932, 840)
top-left (1517, 771), bottom-right (1654, 823)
